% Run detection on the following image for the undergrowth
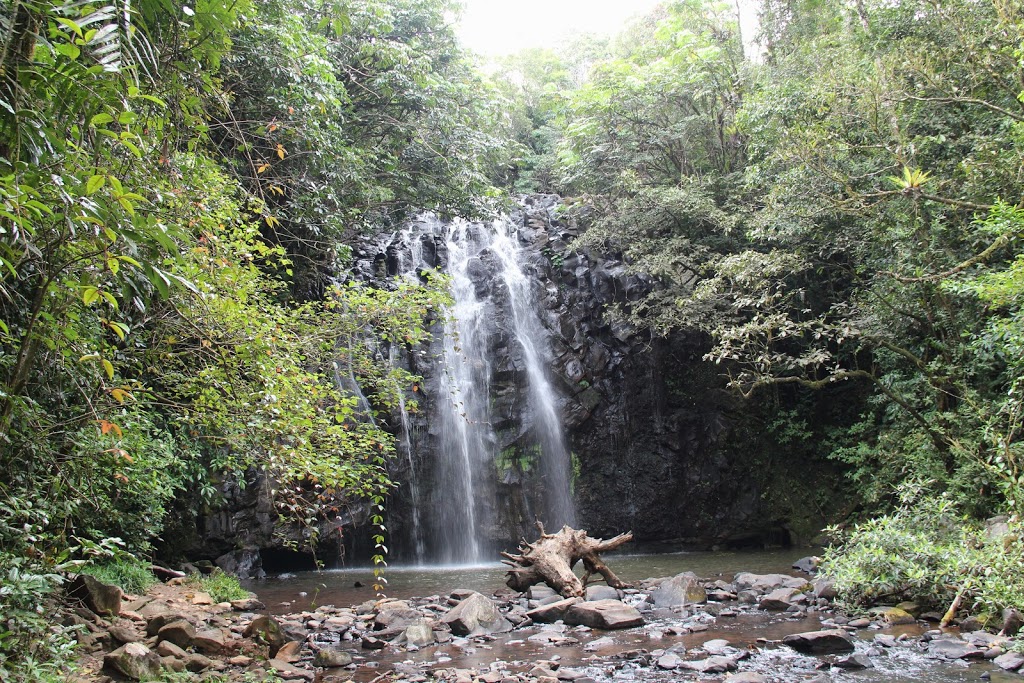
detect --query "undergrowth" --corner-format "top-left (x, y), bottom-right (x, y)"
top-left (187, 569), bottom-right (250, 603)
top-left (821, 484), bottom-right (1024, 618)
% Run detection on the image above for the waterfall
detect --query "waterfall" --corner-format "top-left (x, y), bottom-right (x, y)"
top-left (490, 221), bottom-right (577, 530)
top-left (391, 211), bottom-right (577, 564)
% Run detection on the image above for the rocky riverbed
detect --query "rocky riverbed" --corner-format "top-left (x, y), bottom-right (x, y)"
top-left (69, 561), bottom-right (1024, 683)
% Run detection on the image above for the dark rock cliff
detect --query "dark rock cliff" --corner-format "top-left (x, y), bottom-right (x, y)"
top-left (180, 194), bottom-right (853, 572)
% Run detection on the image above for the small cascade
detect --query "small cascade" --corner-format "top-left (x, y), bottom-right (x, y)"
top-left (388, 346), bottom-right (426, 564)
top-left (384, 209), bottom-right (577, 564)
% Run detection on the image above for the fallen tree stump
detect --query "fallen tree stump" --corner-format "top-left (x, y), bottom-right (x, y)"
top-left (502, 524), bottom-right (633, 598)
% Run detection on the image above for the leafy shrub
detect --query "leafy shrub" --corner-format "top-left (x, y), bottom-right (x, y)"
top-left (0, 554), bottom-right (76, 683)
top-left (80, 555), bottom-right (157, 596)
top-left (188, 569), bottom-right (250, 603)
top-left (822, 487), bottom-right (1024, 617)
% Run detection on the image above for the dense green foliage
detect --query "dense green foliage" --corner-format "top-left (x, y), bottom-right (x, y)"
top-left (508, 0), bottom-right (1024, 515)
top-left (0, 0), bottom-right (508, 677)
top-left (492, 0), bottom-right (1024, 615)
top-left (821, 485), bottom-right (1024, 617)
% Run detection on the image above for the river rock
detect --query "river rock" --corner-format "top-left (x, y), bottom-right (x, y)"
top-left (812, 578), bottom-right (837, 600)
top-left (726, 674), bottom-right (767, 683)
top-left (1000, 607), bottom-right (1023, 636)
top-left (108, 624), bottom-right (141, 644)
top-left (528, 585), bottom-right (559, 600)
top-left (868, 606), bottom-right (915, 625)
top-left (733, 573), bottom-right (807, 593)
top-left (649, 571), bottom-right (707, 607)
top-left (400, 621), bottom-right (435, 647)
top-left (994, 652), bottom-right (1024, 671)
top-left (928, 638), bottom-right (986, 659)
top-left (792, 556), bottom-right (821, 573)
top-left (833, 653), bottom-right (873, 669)
top-left (185, 652), bottom-right (215, 672)
top-left (678, 655), bottom-right (739, 673)
top-left (157, 620), bottom-right (196, 649)
top-left (231, 597), bottom-right (265, 611)
top-left (192, 627), bottom-right (228, 654)
top-left (314, 646), bottom-right (354, 667)
top-left (782, 629), bottom-right (855, 654)
top-left (564, 600), bottom-right (644, 629)
top-left (267, 658), bottom-right (314, 681)
top-left (585, 585), bottom-right (620, 601)
top-left (275, 640), bottom-right (303, 662)
top-left (243, 614), bottom-right (288, 657)
top-left (103, 642), bottom-right (162, 680)
top-left (527, 597), bottom-right (581, 623)
top-left (442, 591), bottom-right (513, 636)
top-left (67, 574), bottom-right (122, 617)
top-left (656, 653), bottom-right (682, 669)
top-left (759, 587), bottom-right (800, 610)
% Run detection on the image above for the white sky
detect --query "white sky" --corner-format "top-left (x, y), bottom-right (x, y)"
top-left (455, 0), bottom-right (762, 59)
top-left (455, 0), bottom-right (666, 57)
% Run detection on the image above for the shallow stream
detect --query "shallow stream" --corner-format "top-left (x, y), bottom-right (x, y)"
top-left (244, 549), bottom-right (1009, 682)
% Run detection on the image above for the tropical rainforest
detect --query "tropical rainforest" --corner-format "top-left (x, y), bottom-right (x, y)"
top-left (2, 0), bottom-right (1024, 678)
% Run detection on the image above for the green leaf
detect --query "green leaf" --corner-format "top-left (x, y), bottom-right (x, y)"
top-left (54, 42), bottom-right (81, 60)
top-left (90, 113), bottom-right (114, 126)
top-left (54, 17), bottom-right (84, 37)
top-left (86, 175), bottom-right (106, 195)
top-left (82, 287), bottom-right (100, 306)
top-left (102, 358), bottom-right (115, 380)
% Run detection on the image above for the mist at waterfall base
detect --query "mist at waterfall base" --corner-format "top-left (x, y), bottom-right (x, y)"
top-left (379, 210), bottom-right (577, 566)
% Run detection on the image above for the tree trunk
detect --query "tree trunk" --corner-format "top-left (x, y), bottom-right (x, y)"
top-left (501, 524), bottom-right (633, 598)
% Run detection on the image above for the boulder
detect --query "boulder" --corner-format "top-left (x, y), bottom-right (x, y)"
top-left (67, 574), bottom-right (122, 617)
top-left (108, 624), bottom-right (141, 644)
top-left (275, 640), bottom-right (303, 662)
top-left (441, 591), bottom-right (513, 636)
top-left (812, 578), bottom-right (837, 600)
top-left (145, 612), bottom-right (187, 637)
top-left (103, 643), bottom-right (163, 680)
top-left (1002, 608), bottom-right (1023, 636)
top-left (155, 640), bottom-right (187, 659)
top-left (782, 629), bottom-right (855, 654)
top-left (564, 600), bottom-right (644, 630)
top-left (215, 547), bottom-right (264, 580)
top-left (156, 620), bottom-right (196, 649)
top-left (192, 627), bottom-right (228, 654)
top-left (527, 597), bottom-right (581, 623)
top-left (243, 614), bottom-right (289, 658)
top-left (649, 572), bottom-right (707, 607)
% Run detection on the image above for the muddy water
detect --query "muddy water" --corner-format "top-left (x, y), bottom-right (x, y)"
top-left (244, 549), bottom-right (996, 682)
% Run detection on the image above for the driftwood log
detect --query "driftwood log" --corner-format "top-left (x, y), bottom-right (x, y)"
top-left (501, 523), bottom-right (633, 598)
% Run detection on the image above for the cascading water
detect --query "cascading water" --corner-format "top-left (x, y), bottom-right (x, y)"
top-left (388, 210), bottom-right (577, 564)
top-left (490, 222), bottom-right (577, 530)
